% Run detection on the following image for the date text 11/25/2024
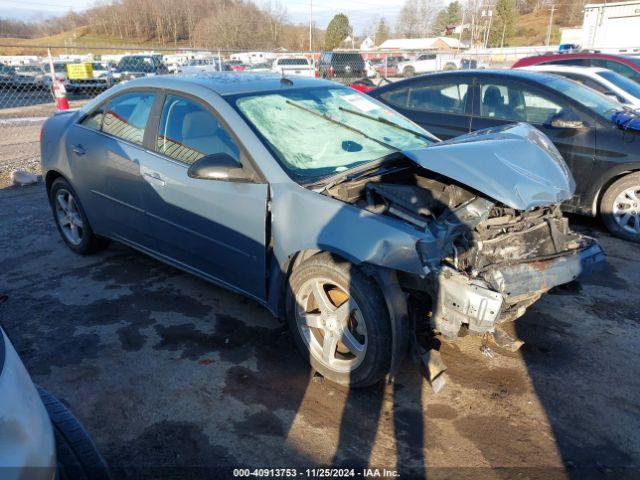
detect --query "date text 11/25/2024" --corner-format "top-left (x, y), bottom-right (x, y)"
top-left (232, 468), bottom-right (399, 478)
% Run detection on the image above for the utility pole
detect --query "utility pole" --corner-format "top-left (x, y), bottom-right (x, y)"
top-left (309, 0), bottom-right (313, 55)
top-left (546, 4), bottom-right (556, 46)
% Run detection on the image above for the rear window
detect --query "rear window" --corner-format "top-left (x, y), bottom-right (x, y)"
top-left (331, 53), bottom-right (365, 66)
top-left (278, 58), bottom-right (308, 66)
top-left (118, 56), bottom-right (157, 71)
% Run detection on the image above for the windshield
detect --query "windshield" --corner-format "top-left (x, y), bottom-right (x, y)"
top-left (234, 86), bottom-right (432, 179)
top-left (18, 65), bottom-right (42, 73)
top-left (597, 70), bottom-right (640, 99)
top-left (546, 76), bottom-right (622, 117)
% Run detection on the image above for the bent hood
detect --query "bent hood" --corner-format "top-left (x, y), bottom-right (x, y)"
top-left (403, 123), bottom-right (575, 211)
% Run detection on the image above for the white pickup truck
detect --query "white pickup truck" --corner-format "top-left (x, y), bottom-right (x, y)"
top-left (272, 57), bottom-right (315, 77)
top-left (397, 53), bottom-right (459, 77)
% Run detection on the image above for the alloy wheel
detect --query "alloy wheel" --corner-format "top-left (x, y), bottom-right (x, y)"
top-left (55, 188), bottom-right (84, 246)
top-left (612, 186), bottom-right (640, 235)
top-left (295, 278), bottom-right (367, 373)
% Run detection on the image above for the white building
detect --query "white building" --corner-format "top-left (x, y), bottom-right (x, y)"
top-left (360, 36), bottom-right (375, 50)
top-left (582, 1), bottom-right (640, 49)
top-left (378, 37), bottom-right (468, 52)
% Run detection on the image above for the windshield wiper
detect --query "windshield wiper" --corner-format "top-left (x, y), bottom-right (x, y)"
top-left (338, 106), bottom-right (439, 142)
top-left (308, 153), bottom-right (406, 192)
top-left (285, 100), bottom-right (400, 152)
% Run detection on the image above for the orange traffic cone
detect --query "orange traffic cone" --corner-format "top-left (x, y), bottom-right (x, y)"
top-left (52, 80), bottom-right (69, 110)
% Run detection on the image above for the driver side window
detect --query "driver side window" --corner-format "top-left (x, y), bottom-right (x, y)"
top-left (479, 82), bottom-right (564, 124)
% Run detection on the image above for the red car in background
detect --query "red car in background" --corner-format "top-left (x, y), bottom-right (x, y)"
top-left (512, 52), bottom-right (640, 83)
top-left (225, 60), bottom-right (246, 72)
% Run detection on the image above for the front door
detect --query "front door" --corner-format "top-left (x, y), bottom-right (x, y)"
top-left (138, 93), bottom-right (268, 301)
top-left (470, 78), bottom-right (596, 208)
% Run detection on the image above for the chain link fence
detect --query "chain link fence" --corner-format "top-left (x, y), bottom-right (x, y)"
top-left (0, 43), bottom-right (570, 113)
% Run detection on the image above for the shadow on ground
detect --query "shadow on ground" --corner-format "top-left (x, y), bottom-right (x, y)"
top-left (0, 184), bottom-right (639, 479)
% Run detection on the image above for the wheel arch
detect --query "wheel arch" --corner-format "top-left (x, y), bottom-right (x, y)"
top-left (44, 169), bottom-right (66, 194)
top-left (268, 247), bottom-right (410, 383)
top-left (590, 166), bottom-right (640, 215)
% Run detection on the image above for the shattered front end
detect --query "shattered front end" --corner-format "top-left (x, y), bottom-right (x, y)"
top-left (417, 202), bottom-right (604, 343)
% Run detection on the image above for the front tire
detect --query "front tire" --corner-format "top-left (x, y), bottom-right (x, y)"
top-left (38, 387), bottom-right (111, 480)
top-left (49, 178), bottom-right (109, 254)
top-left (286, 253), bottom-right (392, 387)
top-left (600, 172), bottom-right (640, 243)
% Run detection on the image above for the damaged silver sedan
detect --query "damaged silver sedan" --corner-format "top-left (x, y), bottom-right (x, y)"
top-left (40, 74), bottom-right (604, 388)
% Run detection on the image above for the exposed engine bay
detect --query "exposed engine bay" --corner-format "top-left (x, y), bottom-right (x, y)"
top-left (323, 160), bottom-right (602, 346)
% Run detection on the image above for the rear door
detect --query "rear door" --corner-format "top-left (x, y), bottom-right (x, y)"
top-left (66, 90), bottom-right (157, 246)
top-left (137, 92), bottom-right (268, 300)
top-left (470, 78), bottom-right (597, 207)
top-left (376, 76), bottom-right (473, 140)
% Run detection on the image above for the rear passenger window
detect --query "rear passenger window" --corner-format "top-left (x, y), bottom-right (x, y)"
top-left (80, 109), bottom-right (103, 130)
top-left (156, 95), bottom-right (240, 165)
top-left (102, 92), bottom-right (155, 145)
top-left (407, 82), bottom-right (469, 114)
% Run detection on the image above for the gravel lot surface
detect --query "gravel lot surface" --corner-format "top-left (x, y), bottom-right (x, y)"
top-left (1, 124), bottom-right (639, 479)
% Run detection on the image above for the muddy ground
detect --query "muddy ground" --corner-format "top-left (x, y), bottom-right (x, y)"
top-left (1, 178), bottom-right (639, 480)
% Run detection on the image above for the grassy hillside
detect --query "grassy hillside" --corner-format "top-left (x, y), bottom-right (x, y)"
top-left (0, 10), bottom-right (576, 56)
top-left (0, 26), bottom-right (181, 55)
top-left (509, 12), bottom-right (564, 47)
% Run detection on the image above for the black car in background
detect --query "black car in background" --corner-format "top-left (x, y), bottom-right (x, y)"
top-left (370, 70), bottom-right (640, 242)
top-left (318, 51), bottom-right (367, 84)
top-left (0, 63), bottom-right (16, 88)
top-left (115, 54), bottom-right (169, 80)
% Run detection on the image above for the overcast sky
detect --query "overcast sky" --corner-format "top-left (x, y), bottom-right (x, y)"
top-left (0, 0), bottom-right (410, 34)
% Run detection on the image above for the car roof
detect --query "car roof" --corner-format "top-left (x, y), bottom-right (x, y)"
top-left (522, 65), bottom-right (610, 76)
top-left (116, 72), bottom-right (339, 96)
top-left (513, 52), bottom-right (640, 69)
top-left (377, 68), bottom-right (560, 86)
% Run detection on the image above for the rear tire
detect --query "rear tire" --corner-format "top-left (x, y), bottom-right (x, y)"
top-left (49, 178), bottom-right (109, 254)
top-left (600, 172), bottom-right (640, 243)
top-left (285, 252), bottom-right (392, 387)
top-left (37, 387), bottom-right (110, 480)
top-left (403, 66), bottom-right (415, 77)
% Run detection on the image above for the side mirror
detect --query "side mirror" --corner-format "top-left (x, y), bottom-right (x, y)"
top-left (187, 153), bottom-right (251, 182)
top-left (549, 118), bottom-right (586, 129)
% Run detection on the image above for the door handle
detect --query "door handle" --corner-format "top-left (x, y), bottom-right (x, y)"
top-left (143, 171), bottom-right (165, 186)
top-left (72, 144), bottom-right (86, 156)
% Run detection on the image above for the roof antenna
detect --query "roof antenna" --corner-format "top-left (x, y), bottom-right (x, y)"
top-left (280, 69), bottom-right (293, 86)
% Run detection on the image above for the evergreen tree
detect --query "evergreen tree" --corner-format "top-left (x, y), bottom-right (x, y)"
top-left (489, 0), bottom-right (517, 47)
top-left (324, 13), bottom-right (351, 50)
top-left (374, 17), bottom-right (390, 45)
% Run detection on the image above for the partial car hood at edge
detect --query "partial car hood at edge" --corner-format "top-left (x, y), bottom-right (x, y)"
top-left (403, 123), bottom-right (575, 211)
